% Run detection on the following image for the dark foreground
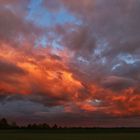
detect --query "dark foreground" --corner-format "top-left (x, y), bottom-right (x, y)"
top-left (0, 129), bottom-right (140, 140)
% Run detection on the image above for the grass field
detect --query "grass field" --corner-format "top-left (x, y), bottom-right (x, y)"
top-left (0, 129), bottom-right (140, 140)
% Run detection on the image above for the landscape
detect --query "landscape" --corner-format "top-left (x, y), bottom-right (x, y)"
top-left (0, 0), bottom-right (140, 139)
top-left (0, 118), bottom-right (140, 140)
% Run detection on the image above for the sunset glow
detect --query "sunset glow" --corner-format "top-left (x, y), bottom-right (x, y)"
top-left (0, 0), bottom-right (140, 127)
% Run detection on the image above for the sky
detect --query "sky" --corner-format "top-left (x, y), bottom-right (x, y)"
top-left (0, 0), bottom-right (140, 127)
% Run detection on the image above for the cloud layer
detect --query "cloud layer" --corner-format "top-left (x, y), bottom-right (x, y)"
top-left (0, 0), bottom-right (140, 127)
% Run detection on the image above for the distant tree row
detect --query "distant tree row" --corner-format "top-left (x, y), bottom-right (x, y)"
top-left (0, 118), bottom-right (58, 129)
top-left (1, 118), bottom-right (140, 131)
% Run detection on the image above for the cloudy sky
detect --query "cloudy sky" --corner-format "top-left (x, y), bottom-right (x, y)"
top-left (0, 0), bottom-right (140, 127)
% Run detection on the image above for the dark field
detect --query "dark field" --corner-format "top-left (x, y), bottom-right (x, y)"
top-left (0, 129), bottom-right (140, 140)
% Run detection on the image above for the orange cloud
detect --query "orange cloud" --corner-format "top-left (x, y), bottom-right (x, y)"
top-left (1, 43), bottom-right (140, 118)
top-left (1, 43), bottom-right (140, 117)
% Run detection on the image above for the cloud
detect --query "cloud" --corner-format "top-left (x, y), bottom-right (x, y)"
top-left (0, 3), bottom-right (43, 47)
top-left (0, 59), bottom-right (26, 75)
top-left (0, 0), bottom-right (27, 4)
top-left (0, 0), bottom-right (140, 126)
top-left (101, 76), bottom-right (136, 91)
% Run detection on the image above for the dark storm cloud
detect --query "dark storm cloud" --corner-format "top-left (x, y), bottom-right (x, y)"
top-left (0, 98), bottom-right (140, 127)
top-left (0, 60), bottom-right (26, 75)
top-left (0, 92), bottom-right (7, 101)
top-left (101, 76), bottom-right (136, 91)
top-left (0, 59), bottom-right (27, 93)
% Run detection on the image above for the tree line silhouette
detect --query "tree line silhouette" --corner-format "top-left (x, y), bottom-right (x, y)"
top-left (0, 118), bottom-right (58, 129)
top-left (0, 118), bottom-right (140, 133)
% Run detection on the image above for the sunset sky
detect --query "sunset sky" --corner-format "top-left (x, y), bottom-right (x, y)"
top-left (0, 0), bottom-right (140, 127)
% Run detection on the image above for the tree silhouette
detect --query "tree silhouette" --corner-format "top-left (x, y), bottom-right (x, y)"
top-left (53, 124), bottom-right (58, 129)
top-left (0, 118), bottom-right (60, 129)
top-left (0, 118), bottom-right (10, 129)
top-left (39, 123), bottom-right (50, 129)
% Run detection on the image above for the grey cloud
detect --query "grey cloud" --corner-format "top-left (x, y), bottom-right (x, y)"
top-left (101, 76), bottom-right (136, 91)
top-left (0, 5), bottom-right (43, 46)
top-left (0, 60), bottom-right (26, 75)
top-left (61, 0), bottom-right (140, 92)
